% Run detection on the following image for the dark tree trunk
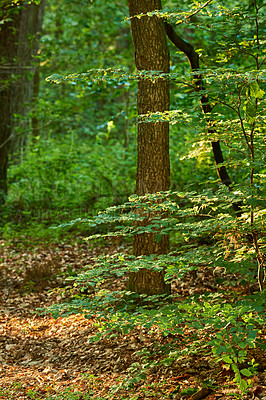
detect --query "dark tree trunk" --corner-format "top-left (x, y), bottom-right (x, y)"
top-left (127, 0), bottom-right (171, 295)
top-left (164, 22), bottom-right (242, 215)
top-left (0, 0), bottom-right (45, 204)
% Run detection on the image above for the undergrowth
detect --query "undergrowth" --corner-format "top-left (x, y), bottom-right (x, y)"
top-left (41, 187), bottom-right (266, 396)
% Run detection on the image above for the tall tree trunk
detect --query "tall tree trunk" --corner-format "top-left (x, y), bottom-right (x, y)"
top-left (127, 0), bottom-right (171, 295)
top-left (0, 0), bottom-right (45, 204)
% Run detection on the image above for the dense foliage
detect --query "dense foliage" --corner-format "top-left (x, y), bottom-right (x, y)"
top-left (0, 0), bottom-right (265, 398)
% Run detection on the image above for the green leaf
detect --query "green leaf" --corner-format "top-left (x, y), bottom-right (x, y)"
top-left (232, 363), bottom-right (239, 373)
top-left (238, 350), bottom-right (247, 357)
top-left (163, 357), bottom-right (173, 366)
top-left (249, 81), bottom-right (265, 99)
top-left (243, 100), bottom-right (256, 122)
top-left (239, 379), bottom-right (248, 392)
top-left (139, 373), bottom-right (147, 380)
top-left (222, 355), bottom-right (233, 364)
top-left (247, 330), bottom-right (258, 340)
top-left (240, 368), bottom-right (253, 377)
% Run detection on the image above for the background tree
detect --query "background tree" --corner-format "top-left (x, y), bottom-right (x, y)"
top-left (3, 0), bottom-right (136, 219)
top-left (127, 0), bottom-right (171, 295)
top-left (0, 0), bottom-right (45, 204)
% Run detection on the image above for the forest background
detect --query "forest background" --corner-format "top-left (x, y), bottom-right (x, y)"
top-left (0, 0), bottom-right (265, 399)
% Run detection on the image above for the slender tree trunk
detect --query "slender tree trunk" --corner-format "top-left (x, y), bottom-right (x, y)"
top-left (31, 65), bottom-right (41, 140)
top-left (0, 0), bottom-right (45, 204)
top-left (164, 23), bottom-right (242, 214)
top-left (127, 0), bottom-right (171, 295)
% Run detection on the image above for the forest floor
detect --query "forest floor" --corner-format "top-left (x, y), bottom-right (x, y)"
top-left (0, 239), bottom-right (265, 400)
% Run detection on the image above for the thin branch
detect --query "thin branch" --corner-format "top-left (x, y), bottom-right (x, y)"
top-left (180, 0), bottom-right (213, 22)
top-left (258, 2), bottom-right (266, 10)
top-left (223, 142), bottom-right (247, 156)
top-left (0, 133), bottom-right (16, 150)
top-left (196, 25), bottom-right (259, 62)
top-left (0, 119), bottom-right (61, 150)
top-left (126, 0), bottom-right (213, 25)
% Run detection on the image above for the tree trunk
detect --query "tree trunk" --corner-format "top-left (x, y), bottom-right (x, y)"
top-left (31, 65), bottom-right (41, 140)
top-left (0, 0), bottom-right (45, 204)
top-left (164, 22), bottom-right (242, 215)
top-left (127, 0), bottom-right (171, 295)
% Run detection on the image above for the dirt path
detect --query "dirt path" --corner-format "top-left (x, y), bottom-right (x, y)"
top-left (0, 240), bottom-right (265, 399)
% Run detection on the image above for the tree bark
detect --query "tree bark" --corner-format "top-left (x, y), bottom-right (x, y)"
top-left (127, 0), bottom-right (171, 295)
top-left (0, 0), bottom-right (45, 204)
